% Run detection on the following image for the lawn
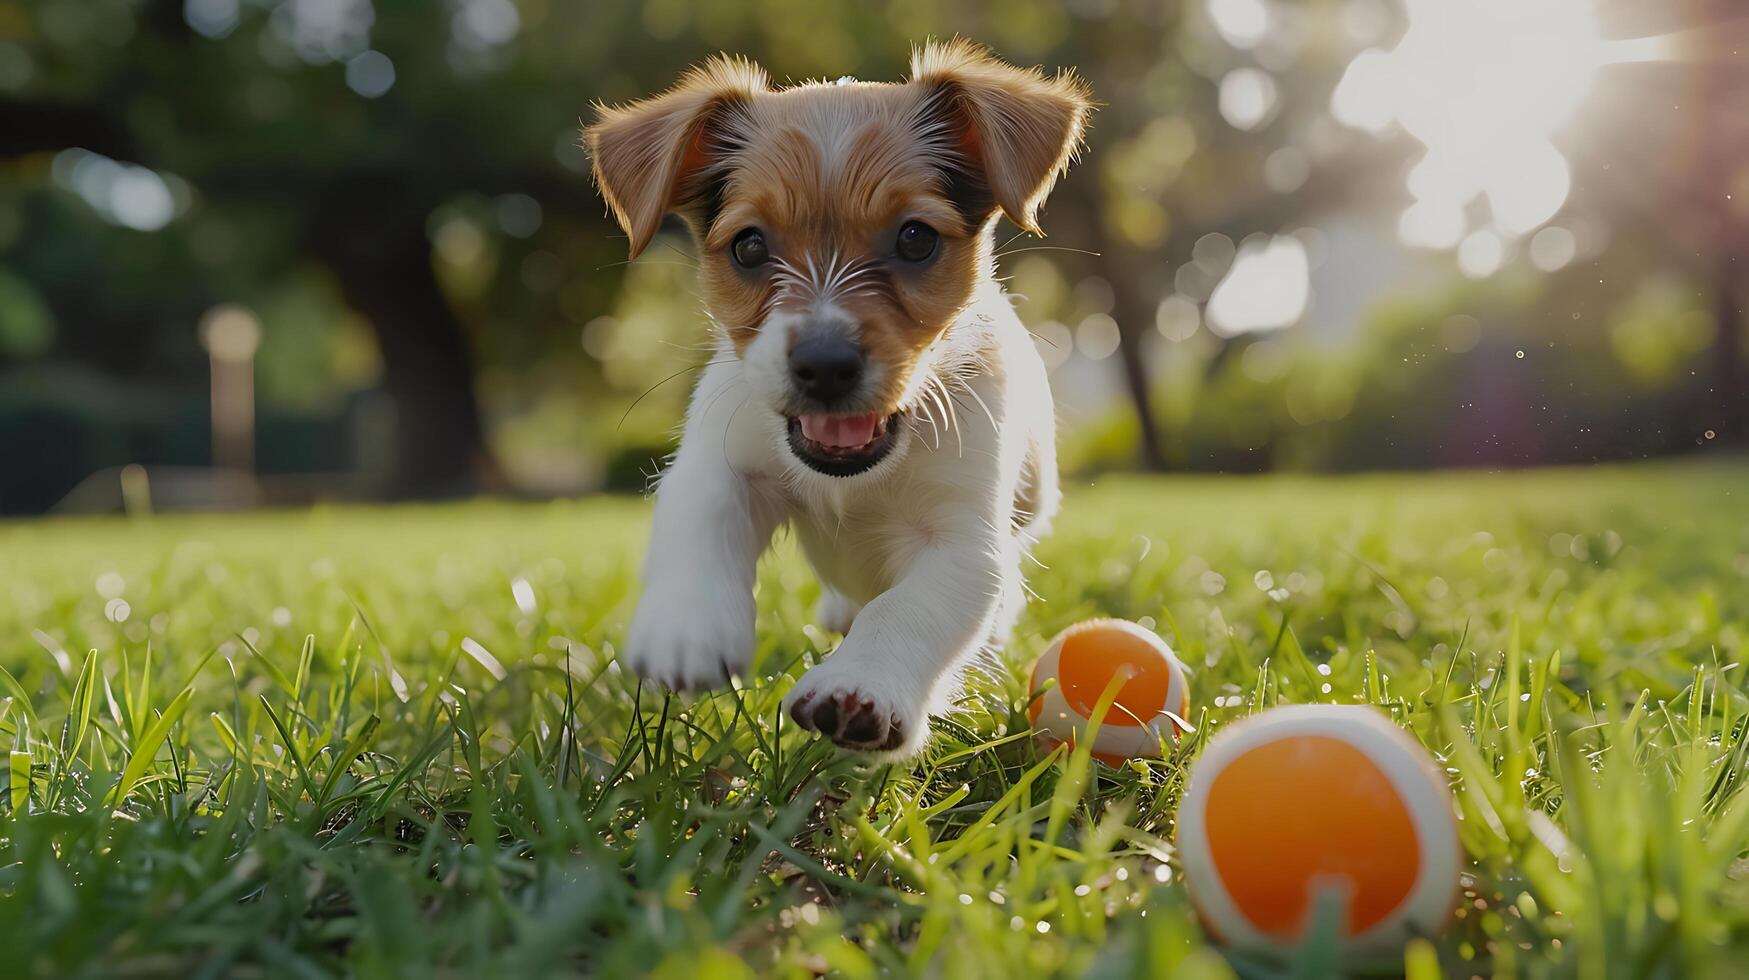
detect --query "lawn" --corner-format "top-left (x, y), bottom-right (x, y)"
top-left (3, 461), bottom-right (1748, 977)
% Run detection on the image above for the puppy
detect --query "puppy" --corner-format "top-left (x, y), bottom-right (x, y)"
top-left (585, 40), bottom-right (1091, 757)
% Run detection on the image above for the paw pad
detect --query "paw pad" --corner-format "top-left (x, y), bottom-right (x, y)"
top-left (788, 689), bottom-right (905, 751)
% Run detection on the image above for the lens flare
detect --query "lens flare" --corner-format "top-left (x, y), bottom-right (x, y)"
top-left (1329, 0), bottom-right (1666, 265)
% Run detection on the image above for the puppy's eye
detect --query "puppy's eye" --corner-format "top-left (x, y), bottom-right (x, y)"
top-left (895, 221), bottom-right (939, 263)
top-left (731, 228), bottom-right (769, 269)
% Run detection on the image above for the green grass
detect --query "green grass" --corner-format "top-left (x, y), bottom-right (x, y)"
top-left (3, 461), bottom-right (1748, 977)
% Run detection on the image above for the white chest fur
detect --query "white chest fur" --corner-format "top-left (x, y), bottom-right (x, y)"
top-left (623, 281), bottom-right (1058, 756)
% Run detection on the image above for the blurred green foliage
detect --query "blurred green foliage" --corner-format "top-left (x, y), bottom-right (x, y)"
top-left (0, 0), bottom-right (1742, 508)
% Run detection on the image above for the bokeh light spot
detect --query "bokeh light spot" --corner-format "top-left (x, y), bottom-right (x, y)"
top-left (1207, 235), bottom-right (1310, 336)
top-left (1529, 226), bottom-right (1578, 272)
top-left (1219, 68), bottom-right (1279, 131)
top-left (345, 50), bottom-right (396, 98)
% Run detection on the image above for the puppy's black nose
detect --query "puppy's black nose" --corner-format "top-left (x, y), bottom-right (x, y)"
top-left (788, 336), bottom-right (865, 406)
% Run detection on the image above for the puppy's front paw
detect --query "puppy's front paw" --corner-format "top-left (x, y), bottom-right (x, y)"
top-left (623, 594), bottom-right (752, 692)
top-left (784, 660), bottom-right (926, 756)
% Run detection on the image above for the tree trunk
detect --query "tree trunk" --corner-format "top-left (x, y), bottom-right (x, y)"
top-left (313, 192), bottom-right (498, 498)
top-left (1691, 0), bottom-right (1749, 445)
top-left (1712, 252), bottom-right (1747, 444)
top-left (1111, 266), bottom-right (1167, 471)
top-left (0, 100), bottom-right (134, 159)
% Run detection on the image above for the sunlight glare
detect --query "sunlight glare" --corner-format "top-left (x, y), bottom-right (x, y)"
top-left (1219, 68), bottom-right (1279, 131)
top-left (1076, 314), bottom-right (1122, 360)
top-left (1333, 0), bottom-right (1611, 262)
top-left (1330, 48), bottom-right (1396, 132)
top-left (1483, 140), bottom-right (1571, 237)
top-left (1206, 0), bottom-right (1271, 50)
top-left (1206, 235), bottom-right (1310, 336)
top-left (1398, 198), bottom-right (1465, 250)
top-left (1529, 226), bottom-right (1578, 272)
top-left (1457, 229), bottom-right (1505, 279)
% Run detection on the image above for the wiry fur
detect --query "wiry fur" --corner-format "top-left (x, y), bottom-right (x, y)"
top-left (585, 40), bottom-right (1089, 757)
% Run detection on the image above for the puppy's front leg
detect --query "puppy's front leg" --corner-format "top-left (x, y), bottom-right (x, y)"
top-left (624, 373), bottom-right (782, 690)
top-left (785, 507), bottom-right (1012, 755)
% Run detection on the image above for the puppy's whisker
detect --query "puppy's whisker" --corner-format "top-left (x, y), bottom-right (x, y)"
top-left (951, 376), bottom-right (1000, 435)
top-left (912, 392), bottom-right (944, 450)
top-left (719, 393), bottom-right (750, 466)
top-left (916, 373), bottom-right (943, 429)
top-left (926, 372), bottom-right (963, 459)
top-left (947, 399), bottom-right (965, 458)
top-left (656, 238), bottom-right (699, 266)
top-left (618, 356), bottom-right (737, 431)
top-left (772, 250), bottom-right (887, 308)
top-left (659, 339), bottom-right (729, 354)
top-left (598, 259), bottom-right (702, 270)
top-left (695, 374), bottom-right (748, 433)
top-left (993, 245), bottom-right (1103, 259)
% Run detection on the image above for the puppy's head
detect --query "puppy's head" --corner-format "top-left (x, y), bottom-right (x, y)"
top-left (586, 40), bottom-right (1091, 477)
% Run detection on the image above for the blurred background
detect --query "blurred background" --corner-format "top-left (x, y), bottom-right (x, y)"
top-left (1, 0), bottom-right (1745, 515)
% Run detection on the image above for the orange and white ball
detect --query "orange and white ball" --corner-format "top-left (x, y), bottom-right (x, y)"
top-left (1027, 618), bottom-right (1191, 766)
top-left (1176, 705), bottom-right (1460, 957)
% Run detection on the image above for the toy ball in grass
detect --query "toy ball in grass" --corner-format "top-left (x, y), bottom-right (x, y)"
top-left (1176, 705), bottom-right (1460, 958)
top-left (1027, 618), bottom-right (1191, 765)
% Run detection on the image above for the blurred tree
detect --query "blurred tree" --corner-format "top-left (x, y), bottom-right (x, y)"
top-left (1576, 0), bottom-right (1749, 446)
top-left (4, 0), bottom-right (1316, 485)
top-left (1, 0), bottom-right (644, 495)
top-left (1, 0), bottom-right (1740, 508)
top-left (1045, 1), bottom-right (1401, 469)
top-left (1688, 0), bottom-right (1749, 444)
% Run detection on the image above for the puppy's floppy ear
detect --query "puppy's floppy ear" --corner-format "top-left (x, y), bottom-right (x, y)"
top-left (910, 38), bottom-right (1094, 234)
top-left (584, 56), bottom-right (767, 259)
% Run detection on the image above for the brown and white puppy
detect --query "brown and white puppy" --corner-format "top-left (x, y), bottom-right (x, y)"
top-left (586, 40), bottom-right (1091, 756)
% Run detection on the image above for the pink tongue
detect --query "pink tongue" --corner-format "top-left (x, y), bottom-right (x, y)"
top-left (800, 412), bottom-right (881, 449)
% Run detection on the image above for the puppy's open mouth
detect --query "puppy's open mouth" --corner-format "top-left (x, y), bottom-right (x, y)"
top-left (785, 411), bottom-right (902, 477)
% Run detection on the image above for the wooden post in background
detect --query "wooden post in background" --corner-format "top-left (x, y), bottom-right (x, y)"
top-left (198, 304), bottom-right (262, 474)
